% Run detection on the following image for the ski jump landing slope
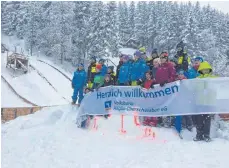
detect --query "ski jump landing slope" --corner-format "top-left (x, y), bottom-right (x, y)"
top-left (1, 52), bottom-right (70, 107)
top-left (2, 105), bottom-right (229, 168)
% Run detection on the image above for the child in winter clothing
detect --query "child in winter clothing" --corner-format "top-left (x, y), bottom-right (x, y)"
top-left (185, 56), bottom-right (203, 79)
top-left (152, 58), bottom-right (160, 80)
top-left (176, 70), bottom-right (194, 131)
top-left (87, 56), bottom-right (97, 89)
top-left (72, 63), bottom-right (87, 106)
top-left (141, 71), bottom-right (158, 127)
top-left (102, 74), bottom-right (114, 87)
top-left (84, 87), bottom-right (92, 94)
top-left (185, 56), bottom-right (203, 126)
top-left (107, 66), bottom-right (116, 84)
top-left (194, 61), bottom-right (217, 142)
top-left (99, 58), bottom-right (108, 76)
top-left (118, 55), bottom-right (131, 86)
top-left (92, 64), bottom-right (104, 90)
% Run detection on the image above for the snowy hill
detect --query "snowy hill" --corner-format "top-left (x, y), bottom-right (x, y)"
top-left (1, 51), bottom-right (71, 107)
top-left (2, 105), bottom-right (229, 168)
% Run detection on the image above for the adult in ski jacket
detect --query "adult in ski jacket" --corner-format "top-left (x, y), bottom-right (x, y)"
top-left (72, 63), bottom-right (87, 104)
top-left (116, 54), bottom-right (124, 83)
top-left (118, 55), bottom-right (131, 85)
top-left (174, 41), bottom-right (191, 72)
top-left (130, 50), bottom-right (149, 86)
top-left (155, 52), bottom-right (176, 86)
top-left (151, 58), bottom-right (160, 80)
top-left (87, 56), bottom-right (97, 88)
top-left (194, 61), bottom-right (217, 142)
top-left (99, 58), bottom-right (107, 76)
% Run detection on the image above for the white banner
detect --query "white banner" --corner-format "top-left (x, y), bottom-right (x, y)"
top-left (77, 78), bottom-right (229, 119)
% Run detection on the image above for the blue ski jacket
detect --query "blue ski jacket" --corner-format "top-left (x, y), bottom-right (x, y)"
top-left (185, 67), bottom-right (200, 79)
top-left (100, 64), bottom-right (108, 76)
top-left (72, 69), bottom-right (87, 88)
top-left (118, 61), bottom-right (131, 84)
top-left (130, 58), bottom-right (149, 81)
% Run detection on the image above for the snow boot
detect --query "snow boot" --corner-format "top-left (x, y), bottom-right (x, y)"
top-left (187, 126), bottom-right (193, 132)
top-left (193, 135), bottom-right (204, 141)
top-left (203, 136), bottom-right (212, 142)
top-left (104, 115), bottom-right (109, 119)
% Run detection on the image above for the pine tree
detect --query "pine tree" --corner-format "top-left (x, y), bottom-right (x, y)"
top-left (118, 1), bottom-right (130, 46)
top-left (104, 1), bottom-right (119, 57)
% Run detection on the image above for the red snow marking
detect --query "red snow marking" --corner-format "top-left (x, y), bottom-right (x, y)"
top-left (120, 114), bottom-right (127, 134)
top-left (92, 117), bottom-right (98, 131)
top-left (133, 112), bottom-right (141, 126)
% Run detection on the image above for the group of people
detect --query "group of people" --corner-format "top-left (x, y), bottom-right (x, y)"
top-left (71, 41), bottom-right (217, 142)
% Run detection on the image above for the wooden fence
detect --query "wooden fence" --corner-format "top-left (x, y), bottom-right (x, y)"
top-left (1, 107), bottom-right (43, 123)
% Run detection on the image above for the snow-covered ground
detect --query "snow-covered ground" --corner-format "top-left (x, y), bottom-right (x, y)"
top-left (1, 79), bottom-right (31, 107)
top-left (2, 105), bottom-right (229, 168)
top-left (30, 58), bottom-right (72, 101)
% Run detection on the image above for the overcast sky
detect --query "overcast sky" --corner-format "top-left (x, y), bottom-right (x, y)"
top-left (198, 1), bottom-right (229, 14)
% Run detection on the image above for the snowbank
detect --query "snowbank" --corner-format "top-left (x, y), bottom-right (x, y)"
top-left (2, 105), bottom-right (229, 168)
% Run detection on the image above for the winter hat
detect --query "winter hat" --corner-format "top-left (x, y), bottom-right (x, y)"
top-left (145, 70), bottom-right (152, 76)
top-left (160, 51), bottom-right (169, 58)
top-left (99, 58), bottom-right (106, 64)
top-left (139, 47), bottom-right (146, 54)
top-left (194, 56), bottom-right (204, 63)
top-left (176, 41), bottom-right (185, 51)
top-left (151, 48), bottom-right (158, 55)
top-left (90, 56), bottom-right (97, 62)
top-left (134, 50), bottom-right (143, 58)
top-left (78, 63), bottom-right (84, 68)
top-left (122, 54), bottom-right (130, 61)
top-left (96, 64), bottom-right (102, 70)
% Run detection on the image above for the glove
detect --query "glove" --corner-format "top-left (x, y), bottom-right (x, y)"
top-left (129, 81), bottom-right (132, 86)
top-left (137, 79), bottom-right (143, 85)
top-left (160, 81), bottom-right (167, 87)
top-left (150, 84), bottom-right (154, 89)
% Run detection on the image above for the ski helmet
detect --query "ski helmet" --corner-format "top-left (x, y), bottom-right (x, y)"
top-left (194, 56), bottom-right (204, 63)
